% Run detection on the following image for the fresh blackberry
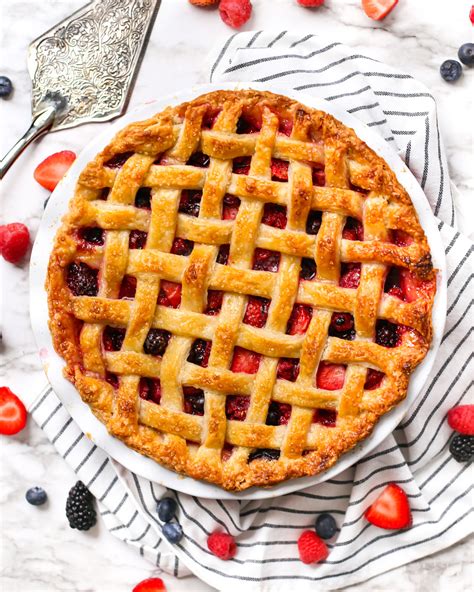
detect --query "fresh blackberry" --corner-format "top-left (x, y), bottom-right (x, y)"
top-left (66, 481), bottom-right (97, 531)
top-left (449, 434), bottom-right (474, 463)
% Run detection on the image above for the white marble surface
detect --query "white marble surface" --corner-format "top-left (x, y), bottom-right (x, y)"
top-left (0, 0), bottom-right (473, 590)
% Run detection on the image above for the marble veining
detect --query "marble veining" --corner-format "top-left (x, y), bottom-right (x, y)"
top-left (0, 0), bottom-right (472, 590)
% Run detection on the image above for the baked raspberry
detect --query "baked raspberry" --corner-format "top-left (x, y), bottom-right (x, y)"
top-left (375, 320), bottom-right (400, 348)
top-left (300, 257), bottom-right (316, 280)
top-left (342, 217), bottom-right (363, 241)
top-left (262, 203), bottom-right (287, 228)
top-left (222, 194), bottom-right (240, 220)
top-left (139, 378), bottom-right (161, 404)
top-left (102, 326), bottom-right (125, 351)
top-left (329, 313), bottom-right (355, 340)
top-left (217, 244), bottom-right (230, 264)
top-left (158, 281), bottom-right (182, 308)
top-left (187, 339), bottom-right (211, 367)
top-left (297, 530), bottom-right (329, 565)
top-left (0, 223), bottom-right (30, 263)
top-left (179, 190), bottom-right (202, 217)
top-left (270, 159), bottom-right (289, 182)
top-left (266, 401), bottom-right (292, 425)
top-left (277, 358), bottom-right (300, 382)
top-left (219, 0), bottom-right (252, 29)
top-left (186, 151), bottom-right (210, 167)
top-left (104, 152), bottom-right (133, 168)
top-left (339, 263), bottom-right (361, 288)
top-left (306, 210), bottom-right (322, 234)
top-left (78, 227), bottom-right (104, 247)
top-left (252, 248), bottom-right (280, 272)
top-left (231, 347), bottom-right (261, 374)
top-left (183, 387), bottom-right (205, 415)
top-left (232, 156), bottom-right (251, 175)
top-left (313, 408), bottom-right (337, 426)
top-left (129, 230), bottom-right (147, 249)
top-left (207, 531), bottom-right (237, 560)
top-left (119, 275), bottom-right (137, 299)
top-left (171, 237), bottom-right (194, 256)
top-left (298, 0), bottom-right (325, 6)
top-left (226, 395), bottom-right (250, 421)
top-left (66, 262), bottom-right (98, 296)
top-left (364, 369), bottom-right (385, 390)
top-left (205, 290), bottom-right (224, 315)
top-left (316, 362), bottom-right (346, 390)
top-left (144, 329), bottom-right (170, 356)
top-left (243, 296), bottom-right (270, 328)
top-left (287, 304), bottom-right (312, 335)
top-left (134, 187), bottom-right (151, 209)
top-left (312, 167), bottom-right (326, 187)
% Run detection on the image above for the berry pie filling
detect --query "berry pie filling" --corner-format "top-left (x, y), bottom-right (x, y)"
top-left (179, 190), bottom-right (202, 217)
top-left (186, 151), bottom-right (210, 168)
top-left (329, 312), bottom-right (355, 341)
top-left (99, 187), bottom-right (110, 200)
top-left (158, 281), bottom-right (182, 309)
top-left (248, 449), bottom-right (280, 463)
top-left (270, 159), bottom-right (289, 182)
top-left (226, 395), bottom-right (250, 421)
top-left (144, 329), bottom-right (170, 356)
top-left (266, 401), bottom-right (291, 426)
top-left (339, 263), bottom-right (361, 289)
top-left (230, 347), bottom-right (261, 374)
top-left (252, 248), bottom-right (281, 272)
top-left (106, 372), bottom-right (119, 389)
top-left (306, 210), bottom-right (322, 235)
top-left (300, 257), bottom-right (316, 281)
top-left (202, 108), bottom-right (221, 129)
top-left (262, 203), bottom-right (287, 228)
top-left (139, 378), bottom-right (161, 404)
top-left (342, 217), bottom-right (364, 241)
top-left (232, 156), bottom-right (251, 175)
top-left (235, 112), bottom-right (261, 134)
top-left (243, 296), bottom-right (270, 328)
top-left (277, 358), bottom-right (300, 382)
top-left (134, 187), bottom-right (152, 209)
top-left (384, 266), bottom-right (435, 303)
top-left (102, 326), bottom-right (125, 352)
top-left (67, 262), bottom-right (98, 296)
top-left (287, 304), bottom-right (312, 335)
top-left (364, 369), bottom-right (385, 390)
top-left (129, 230), bottom-right (147, 249)
top-left (77, 227), bottom-right (104, 247)
top-left (170, 237), bottom-right (194, 256)
top-left (222, 194), bottom-right (241, 220)
top-left (216, 244), bottom-right (230, 265)
top-left (391, 229), bottom-right (413, 246)
top-left (187, 339), bottom-right (211, 367)
top-left (183, 387), bottom-right (205, 416)
top-left (316, 362), bottom-right (346, 390)
top-left (205, 289), bottom-right (224, 315)
top-left (313, 409), bottom-right (337, 427)
top-left (375, 320), bottom-right (402, 348)
top-left (312, 166), bottom-right (326, 187)
top-left (278, 118), bottom-right (293, 136)
top-left (119, 275), bottom-right (137, 299)
top-left (104, 152), bottom-right (134, 169)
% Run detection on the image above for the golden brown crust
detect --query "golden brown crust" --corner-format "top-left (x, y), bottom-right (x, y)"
top-left (47, 90), bottom-right (435, 491)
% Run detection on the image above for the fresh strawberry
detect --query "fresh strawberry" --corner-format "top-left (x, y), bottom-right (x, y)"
top-left (231, 347), bottom-right (261, 374)
top-left (297, 0), bottom-right (325, 6)
top-left (132, 577), bottom-right (167, 592)
top-left (316, 362), bottom-right (346, 390)
top-left (0, 387), bottom-right (27, 435)
top-left (297, 530), bottom-right (329, 564)
top-left (447, 405), bottom-right (474, 436)
top-left (399, 269), bottom-right (435, 303)
top-left (33, 150), bottom-right (76, 191)
top-left (365, 483), bottom-right (412, 529)
top-left (158, 281), bottom-right (181, 308)
top-left (287, 304), bottom-right (312, 335)
top-left (0, 223), bottom-right (30, 263)
top-left (207, 531), bottom-right (237, 560)
top-left (361, 0), bottom-right (398, 20)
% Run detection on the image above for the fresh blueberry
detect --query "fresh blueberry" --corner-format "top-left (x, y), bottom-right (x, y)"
top-left (157, 497), bottom-right (177, 522)
top-left (162, 521), bottom-right (183, 544)
top-left (440, 60), bottom-right (463, 82)
top-left (0, 76), bottom-right (13, 98)
top-left (315, 513), bottom-right (337, 539)
top-left (458, 43), bottom-right (474, 67)
top-left (25, 486), bottom-right (47, 506)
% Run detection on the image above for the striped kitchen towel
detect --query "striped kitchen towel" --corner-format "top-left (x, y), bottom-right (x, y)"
top-left (31, 33), bottom-right (473, 592)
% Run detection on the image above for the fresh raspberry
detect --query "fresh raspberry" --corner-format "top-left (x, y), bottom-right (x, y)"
top-left (219, 0), bottom-right (252, 29)
top-left (297, 530), bottom-right (329, 564)
top-left (0, 386), bottom-right (27, 435)
top-left (447, 405), bottom-right (474, 436)
top-left (207, 531), bottom-right (237, 560)
top-left (0, 223), bottom-right (30, 263)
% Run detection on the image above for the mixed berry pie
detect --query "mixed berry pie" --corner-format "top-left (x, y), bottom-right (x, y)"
top-left (47, 90), bottom-right (436, 491)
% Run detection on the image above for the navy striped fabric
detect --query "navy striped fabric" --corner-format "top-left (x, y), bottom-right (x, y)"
top-left (31, 33), bottom-right (473, 592)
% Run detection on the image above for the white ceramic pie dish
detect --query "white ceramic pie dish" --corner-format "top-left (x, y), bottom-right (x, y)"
top-left (30, 82), bottom-right (447, 500)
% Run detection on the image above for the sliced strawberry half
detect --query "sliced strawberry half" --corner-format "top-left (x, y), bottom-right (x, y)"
top-left (0, 386), bottom-right (27, 435)
top-left (231, 347), bottom-right (261, 374)
top-left (316, 362), bottom-right (346, 390)
top-left (33, 150), bottom-right (76, 191)
top-left (362, 0), bottom-right (399, 21)
top-left (365, 483), bottom-right (412, 529)
top-left (158, 281), bottom-right (181, 308)
top-left (132, 577), bottom-right (167, 592)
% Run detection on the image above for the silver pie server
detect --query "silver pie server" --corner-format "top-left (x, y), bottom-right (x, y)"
top-left (0, 0), bottom-right (160, 179)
